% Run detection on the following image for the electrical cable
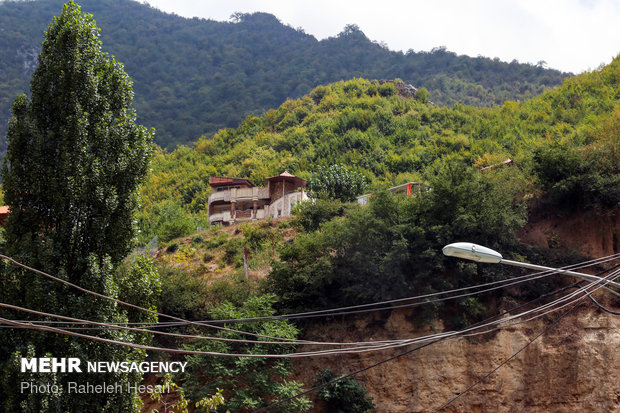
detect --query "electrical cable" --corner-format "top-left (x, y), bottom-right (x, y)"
top-left (0, 253), bottom-right (312, 344)
top-left (586, 294), bottom-right (620, 315)
top-left (5, 252), bottom-right (616, 330)
top-left (432, 303), bottom-right (579, 412)
top-left (131, 252), bottom-right (620, 325)
top-left (249, 266), bottom-right (620, 412)
top-left (3, 266), bottom-right (616, 362)
top-left (2, 262), bottom-right (618, 354)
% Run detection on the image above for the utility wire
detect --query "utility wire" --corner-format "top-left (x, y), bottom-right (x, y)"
top-left (586, 294), bottom-right (620, 315)
top-left (0, 276), bottom-right (605, 358)
top-left (250, 266), bottom-right (620, 412)
top-left (2, 261), bottom-right (618, 352)
top-left (5, 252), bottom-right (617, 329)
top-left (1, 267), bottom-right (612, 353)
top-left (2, 267), bottom-right (616, 364)
top-left (432, 303), bottom-right (579, 412)
top-left (0, 253), bottom-right (310, 344)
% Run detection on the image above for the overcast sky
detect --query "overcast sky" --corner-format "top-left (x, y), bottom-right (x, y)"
top-left (143, 0), bottom-right (620, 74)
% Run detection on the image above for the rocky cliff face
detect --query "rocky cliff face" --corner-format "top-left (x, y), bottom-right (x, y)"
top-left (293, 208), bottom-right (620, 412)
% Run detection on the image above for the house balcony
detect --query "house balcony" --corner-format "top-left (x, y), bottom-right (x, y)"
top-left (208, 208), bottom-right (267, 224)
top-left (208, 187), bottom-right (270, 205)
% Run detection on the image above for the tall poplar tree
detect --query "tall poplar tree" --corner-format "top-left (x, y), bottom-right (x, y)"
top-left (0, 2), bottom-right (158, 411)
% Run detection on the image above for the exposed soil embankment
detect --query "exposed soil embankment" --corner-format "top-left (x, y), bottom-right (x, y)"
top-left (518, 208), bottom-right (619, 258)
top-left (292, 208), bottom-right (620, 412)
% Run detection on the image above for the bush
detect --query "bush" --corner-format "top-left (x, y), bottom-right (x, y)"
top-left (223, 237), bottom-right (244, 265)
top-left (166, 243), bottom-right (179, 253)
top-left (314, 369), bottom-right (375, 413)
top-left (183, 295), bottom-right (312, 412)
top-left (378, 82), bottom-right (396, 97)
top-left (532, 142), bottom-right (620, 212)
top-left (267, 162), bottom-right (530, 321)
top-left (293, 198), bottom-right (351, 232)
top-left (206, 275), bottom-right (255, 308)
top-left (309, 164), bottom-right (368, 202)
top-left (158, 266), bottom-right (208, 320)
top-left (207, 233), bottom-right (228, 249)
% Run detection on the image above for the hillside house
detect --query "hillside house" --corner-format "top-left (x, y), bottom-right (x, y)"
top-left (207, 172), bottom-right (308, 225)
top-left (356, 182), bottom-right (427, 205)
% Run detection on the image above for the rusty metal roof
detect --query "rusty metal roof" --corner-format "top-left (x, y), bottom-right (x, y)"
top-left (209, 176), bottom-right (255, 187)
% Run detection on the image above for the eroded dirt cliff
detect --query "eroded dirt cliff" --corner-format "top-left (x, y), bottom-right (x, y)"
top-left (293, 208), bottom-right (620, 412)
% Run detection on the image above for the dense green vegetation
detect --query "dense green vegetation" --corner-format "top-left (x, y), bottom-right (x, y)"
top-left (183, 295), bottom-right (312, 412)
top-left (139, 55), bottom-right (620, 329)
top-left (0, 2), bottom-right (618, 409)
top-left (314, 369), bottom-right (375, 413)
top-left (0, 0), bottom-right (568, 152)
top-left (139, 55), bottom-right (619, 244)
top-left (267, 166), bottom-right (527, 324)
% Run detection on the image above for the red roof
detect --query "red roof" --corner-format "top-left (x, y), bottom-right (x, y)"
top-left (265, 171), bottom-right (306, 186)
top-left (209, 176), bottom-right (254, 187)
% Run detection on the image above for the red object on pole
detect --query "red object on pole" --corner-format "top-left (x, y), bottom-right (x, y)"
top-left (243, 246), bottom-right (249, 280)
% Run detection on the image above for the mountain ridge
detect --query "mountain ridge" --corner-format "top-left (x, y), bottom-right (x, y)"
top-left (0, 0), bottom-right (568, 152)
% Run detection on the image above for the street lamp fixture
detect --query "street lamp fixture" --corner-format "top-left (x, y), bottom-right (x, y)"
top-left (442, 242), bottom-right (620, 289)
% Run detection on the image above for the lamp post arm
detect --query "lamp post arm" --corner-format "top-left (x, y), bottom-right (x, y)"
top-left (500, 259), bottom-right (620, 289)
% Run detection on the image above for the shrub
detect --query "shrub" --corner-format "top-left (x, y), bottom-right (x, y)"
top-left (223, 237), bottom-right (245, 265)
top-left (166, 243), bottom-right (179, 253)
top-left (158, 266), bottom-right (208, 320)
top-left (309, 164), bottom-right (367, 202)
top-left (293, 198), bottom-right (351, 232)
top-left (314, 369), bottom-right (375, 413)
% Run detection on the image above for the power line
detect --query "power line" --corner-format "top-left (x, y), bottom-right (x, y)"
top-left (0, 277), bottom-right (601, 358)
top-left (6, 252), bottom-right (616, 330)
top-left (250, 266), bottom-right (620, 412)
top-left (137, 252), bottom-right (620, 325)
top-left (432, 303), bottom-right (579, 412)
top-left (0, 253), bottom-right (309, 344)
top-left (4, 266), bottom-right (614, 364)
top-left (2, 259), bottom-right (618, 353)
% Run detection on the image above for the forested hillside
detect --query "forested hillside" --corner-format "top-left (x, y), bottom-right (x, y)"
top-left (140, 57), bottom-right (619, 411)
top-left (0, 0), bottom-right (568, 152)
top-left (139, 58), bottom-right (619, 246)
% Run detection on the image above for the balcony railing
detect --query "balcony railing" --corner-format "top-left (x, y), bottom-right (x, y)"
top-left (209, 208), bottom-right (268, 223)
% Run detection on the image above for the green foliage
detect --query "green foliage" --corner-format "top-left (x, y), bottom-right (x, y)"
top-left (158, 266), bottom-right (208, 320)
top-left (267, 163), bottom-right (527, 325)
top-left (415, 87), bottom-right (430, 103)
top-left (195, 388), bottom-right (226, 412)
top-left (137, 199), bottom-right (209, 244)
top-left (224, 237), bottom-right (245, 266)
top-left (183, 295), bottom-right (312, 413)
top-left (293, 198), bottom-right (352, 232)
top-left (532, 139), bottom-right (620, 212)
top-left (314, 369), bottom-right (375, 413)
top-left (0, 2), bottom-right (156, 410)
top-left (148, 374), bottom-right (190, 413)
top-left (309, 164), bottom-right (368, 202)
top-left (139, 58), bottom-right (620, 255)
top-left (148, 374), bottom-right (225, 413)
top-left (206, 276), bottom-right (256, 308)
top-left (0, 1), bottom-right (567, 151)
